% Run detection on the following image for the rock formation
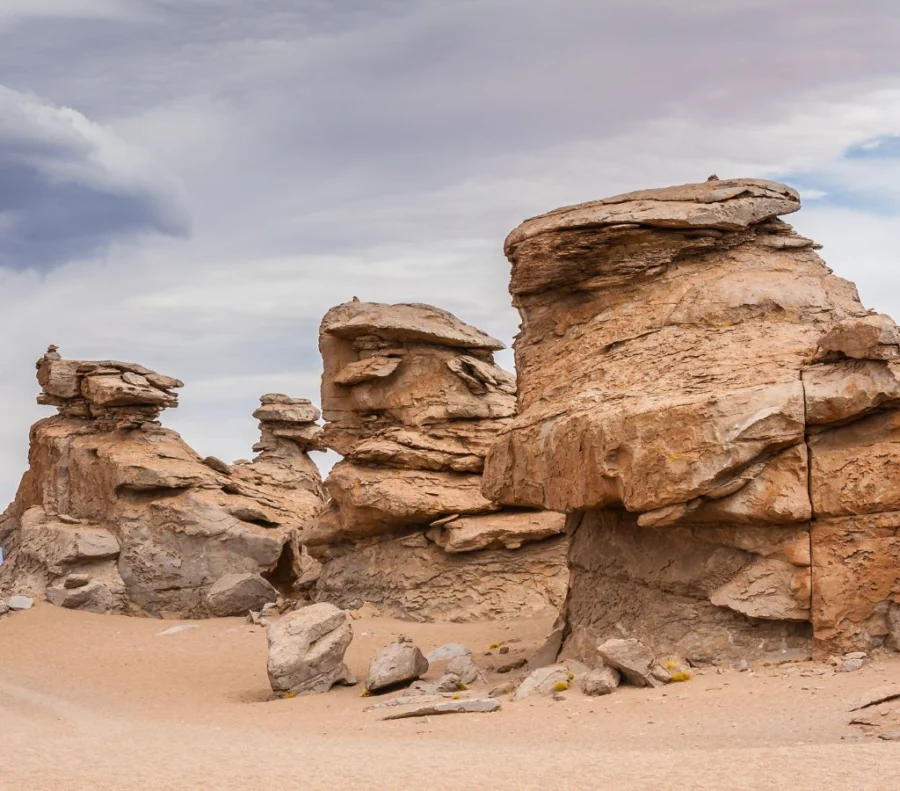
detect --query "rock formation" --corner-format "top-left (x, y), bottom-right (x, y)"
top-left (0, 350), bottom-right (326, 616)
top-left (483, 177), bottom-right (900, 661)
top-left (304, 301), bottom-right (568, 621)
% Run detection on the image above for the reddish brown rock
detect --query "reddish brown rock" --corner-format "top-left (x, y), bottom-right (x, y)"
top-left (307, 301), bottom-right (567, 620)
top-left (485, 177), bottom-right (900, 661)
top-left (0, 350), bottom-right (327, 617)
top-left (811, 514), bottom-right (900, 653)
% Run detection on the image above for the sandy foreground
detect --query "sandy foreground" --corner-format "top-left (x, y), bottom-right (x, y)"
top-left (2, 607), bottom-right (900, 790)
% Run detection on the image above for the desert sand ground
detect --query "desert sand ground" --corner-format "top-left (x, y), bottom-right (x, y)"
top-left (3, 606), bottom-right (900, 790)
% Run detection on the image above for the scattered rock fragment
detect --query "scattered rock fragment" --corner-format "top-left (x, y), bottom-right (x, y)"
top-left (579, 666), bottom-right (621, 696)
top-left (46, 580), bottom-right (120, 614)
top-left (366, 636), bottom-right (429, 693)
top-left (381, 698), bottom-right (500, 720)
top-left (598, 639), bottom-right (670, 688)
top-left (496, 657), bottom-right (527, 674)
top-left (157, 624), bottom-right (198, 636)
top-left (513, 665), bottom-right (573, 701)
top-left (6, 595), bottom-right (33, 611)
top-left (444, 655), bottom-right (484, 685)
top-left (425, 642), bottom-right (471, 663)
top-left (489, 682), bottom-right (516, 698)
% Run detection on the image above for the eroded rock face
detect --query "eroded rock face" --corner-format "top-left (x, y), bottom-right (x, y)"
top-left (307, 301), bottom-right (568, 620)
top-left (312, 531), bottom-right (567, 622)
top-left (0, 350), bottom-right (326, 617)
top-left (484, 177), bottom-right (900, 660)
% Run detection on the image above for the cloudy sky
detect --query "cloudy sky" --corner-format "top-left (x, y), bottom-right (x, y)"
top-left (1, 0), bottom-right (899, 502)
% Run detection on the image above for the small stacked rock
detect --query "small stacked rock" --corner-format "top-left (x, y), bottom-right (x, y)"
top-left (36, 345), bottom-right (182, 430)
top-left (304, 301), bottom-right (568, 622)
top-left (252, 394), bottom-right (323, 454)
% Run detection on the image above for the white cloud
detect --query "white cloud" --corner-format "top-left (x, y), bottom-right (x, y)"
top-left (0, 85), bottom-right (190, 269)
top-left (1, 1), bottom-right (900, 503)
top-left (0, 0), bottom-right (152, 25)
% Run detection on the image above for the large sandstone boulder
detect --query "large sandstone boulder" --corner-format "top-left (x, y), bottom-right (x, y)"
top-left (484, 177), bottom-right (900, 660)
top-left (0, 350), bottom-right (327, 617)
top-left (304, 301), bottom-right (568, 621)
top-left (266, 603), bottom-right (355, 695)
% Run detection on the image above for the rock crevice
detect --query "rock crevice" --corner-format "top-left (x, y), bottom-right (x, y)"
top-left (485, 177), bottom-right (900, 659)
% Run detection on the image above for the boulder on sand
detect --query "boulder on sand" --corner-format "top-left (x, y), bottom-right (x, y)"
top-left (266, 603), bottom-right (355, 695)
top-left (366, 636), bottom-right (429, 693)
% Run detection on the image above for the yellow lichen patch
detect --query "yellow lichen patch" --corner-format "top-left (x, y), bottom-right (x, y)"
top-left (452, 693), bottom-right (461, 700)
top-left (670, 670), bottom-right (693, 682)
top-left (567, 672), bottom-right (575, 680)
top-left (661, 657), bottom-right (681, 670)
top-left (280, 690), bottom-right (298, 699)
top-left (553, 681), bottom-right (569, 692)
top-left (457, 682), bottom-right (469, 691)
top-left (489, 642), bottom-right (501, 650)
top-left (360, 689), bottom-right (372, 697)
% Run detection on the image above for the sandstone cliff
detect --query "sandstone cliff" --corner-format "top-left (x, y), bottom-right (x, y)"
top-left (483, 177), bottom-right (900, 660)
top-left (305, 301), bottom-right (568, 621)
top-left (0, 349), bottom-right (325, 616)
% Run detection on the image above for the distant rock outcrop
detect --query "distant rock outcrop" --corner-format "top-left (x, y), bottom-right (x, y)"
top-left (484, 177), bottom-right (900, 660)
top-left (305, 301), bottom-right (568, 621)
top-left (0, 350), bottom-right (326, 616)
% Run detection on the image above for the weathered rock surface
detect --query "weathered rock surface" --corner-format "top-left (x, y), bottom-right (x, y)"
top-left (206, 573), bottom-right (278, 617)
top-left (513, 665), bottom-right (572, 700)
top-left (0, 350), bottom-right (327, 617)
top-left (266, 603), bottom-right (354, 695)
top-left (597, 639), bottom-right (670, 688)
top-left (444, 655), bottom-right (484, 685)
top-left (312, 531), bottom-right (567, 622)
top-left (427, 511), bottom-right (566, 553)
top-left (366, 637), bottom-right (429, 692)
top-left (485, 177), bottom-right (900, 661)
top-left (305, 301), bottom-right (568, 621)
top-left (6, 595), bottom-right (33, 611)
top-left (380, 697), bottom-right (500, 720)
top-left (425, 643), bottom-right (471, 663)
top-left (579, 666), bottom-right (621, 696)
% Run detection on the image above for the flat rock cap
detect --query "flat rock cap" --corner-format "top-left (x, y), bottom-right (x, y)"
top-left (505, 178), bottom-right (801, 255)
top-left (321, 301), bottom-right (504, 351)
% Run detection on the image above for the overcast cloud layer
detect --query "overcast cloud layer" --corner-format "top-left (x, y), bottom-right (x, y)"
top-left (1, 0), bottom-right (900, 501)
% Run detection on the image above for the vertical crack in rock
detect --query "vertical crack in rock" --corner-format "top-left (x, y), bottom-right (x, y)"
top-left (486, 176), bottom-right (900, 662)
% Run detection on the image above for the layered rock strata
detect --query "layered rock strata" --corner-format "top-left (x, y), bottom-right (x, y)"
top-left (483, 177), bottom-right (900, 660)
top-left (0, 350), bottom-right (326, 616)
top-left (306, 301), bottom-right (568, 620)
